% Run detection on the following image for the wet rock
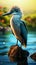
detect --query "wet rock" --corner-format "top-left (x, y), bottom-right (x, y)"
top-left (30, 53), bottom-right (36, 61)
top-left (8, 45), bottom-right (29, 63)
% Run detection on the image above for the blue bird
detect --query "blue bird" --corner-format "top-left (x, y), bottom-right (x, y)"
top-left (2, 6), bottom-right (28, 47)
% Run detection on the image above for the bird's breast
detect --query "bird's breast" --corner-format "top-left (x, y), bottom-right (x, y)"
top-left (10, 17), bottom-right (20, 38)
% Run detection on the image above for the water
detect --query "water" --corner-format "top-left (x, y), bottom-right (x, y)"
top-left (0, 31), bottom-right (36, 65)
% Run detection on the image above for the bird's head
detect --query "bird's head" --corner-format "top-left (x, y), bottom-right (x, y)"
top-left (2, 6), bottom-right (22, 16)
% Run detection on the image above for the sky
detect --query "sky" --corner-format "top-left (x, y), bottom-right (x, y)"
top-left (0, 0), bottom-right (36, 12)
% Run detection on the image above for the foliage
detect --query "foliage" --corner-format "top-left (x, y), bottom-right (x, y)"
top-left (0, 6), bottom-right (10, 27)
top-left (0, 6), bottom-right (36, 31)
top-left (24, 14), bottom-right (36, 28)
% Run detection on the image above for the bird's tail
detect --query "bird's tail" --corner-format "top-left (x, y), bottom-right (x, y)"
top-left (21, 40), bottom-right (27, 48)
top-left (23, 43), bottom-right (27, 48)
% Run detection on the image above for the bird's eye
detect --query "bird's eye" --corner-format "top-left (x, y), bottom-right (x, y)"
top-left (15, 9), bottom-right (18, 12)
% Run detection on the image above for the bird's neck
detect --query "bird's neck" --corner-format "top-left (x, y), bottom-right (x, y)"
top-left (13, 15), bottom-right (22, 20)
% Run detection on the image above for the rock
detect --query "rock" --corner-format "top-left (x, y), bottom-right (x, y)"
top-left (30, 53), bottom-right (36, 61)
top-left (8, 45), bottom-right (29, 62)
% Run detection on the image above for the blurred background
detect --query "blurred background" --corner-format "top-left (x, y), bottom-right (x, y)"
top-left (0, 0), bottom-right (36, 31)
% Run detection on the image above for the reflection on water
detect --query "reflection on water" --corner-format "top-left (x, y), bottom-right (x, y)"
top-left (17, 61), bottom-right (28, 65)
top-left (0, 31), bottom-right (36, 65)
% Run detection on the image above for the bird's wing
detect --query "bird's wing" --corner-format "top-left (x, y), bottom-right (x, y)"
top-left (20, 21), bottom-right (28, 46)
top-left (22, 22), bottom-right (28, 33)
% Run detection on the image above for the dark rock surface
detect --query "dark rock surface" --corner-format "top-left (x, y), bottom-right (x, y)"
top-left (30, 53), bottom-right (36, 61)
top-left (8, 45), bottom-right (29, 65)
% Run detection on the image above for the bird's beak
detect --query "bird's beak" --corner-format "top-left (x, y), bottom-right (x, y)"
top-left (2, 12), bottom-right (11, 16)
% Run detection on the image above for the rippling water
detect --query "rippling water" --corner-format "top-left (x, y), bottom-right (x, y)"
top-left (0, 31), bottom-right (36, 65)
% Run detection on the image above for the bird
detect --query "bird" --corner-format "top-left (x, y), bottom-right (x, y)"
top-left (2, 6), bottom-right (28, 47)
